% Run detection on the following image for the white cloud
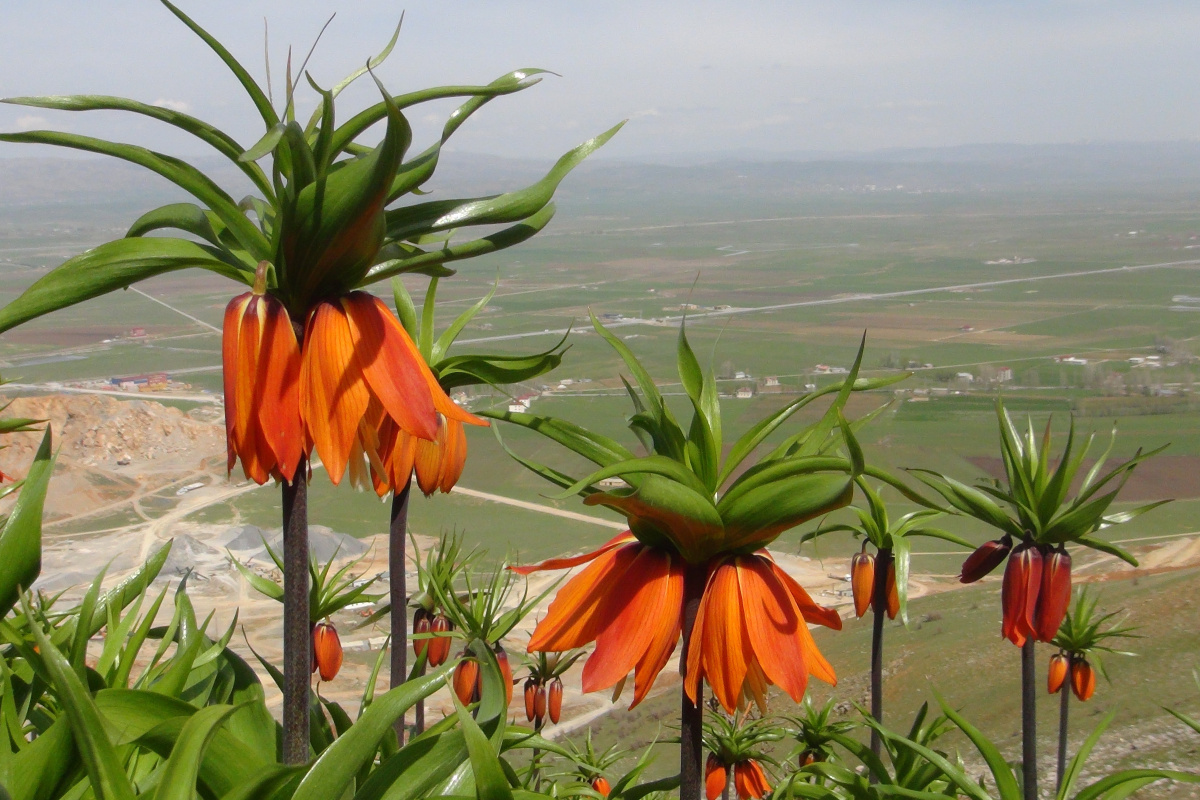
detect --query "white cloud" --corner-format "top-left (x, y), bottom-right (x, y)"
top-left (15, 115), bottom-right (47, 130)
top-left (152, 99), bottom-right (190, 113)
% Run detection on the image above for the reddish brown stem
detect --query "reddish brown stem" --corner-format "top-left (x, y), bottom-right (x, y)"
top-left (680, 565), bottom-right (706, 800)
top-left (281, 458), bottom-right (309, 765)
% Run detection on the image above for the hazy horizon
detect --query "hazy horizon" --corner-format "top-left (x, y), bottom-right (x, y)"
top-left (3, 2), bottom-right (1200, 163)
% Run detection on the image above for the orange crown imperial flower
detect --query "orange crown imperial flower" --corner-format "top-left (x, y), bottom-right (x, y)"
top-left (222, 263), bottom-right (302, 485)
top-left (733, 759), bottom-right (771, 800)
top-left (1035, 548), bottom-right (1072, 642)
top-left (500, 324), bottom-right (901, 713)
top-left (685, 553), bottom-right (840, 713)
top-left (1001, 541), bottom-right (1043, 646)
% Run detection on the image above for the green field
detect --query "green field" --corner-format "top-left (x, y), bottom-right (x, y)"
top-left (3, 182), bottom-right (1198, 561)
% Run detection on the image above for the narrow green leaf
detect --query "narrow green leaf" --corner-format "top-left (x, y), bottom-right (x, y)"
top-left (292, 664), bottom-right (452, 800)
top-left (432, 278), bottom-right (498, 364)
top-left (0, 238), bottom-right (250, 335)
top-left (0, 130), bottom-right (268, 259)
top-left (385, 122), bottom-right (622, 241)
top-left (391, 277), bottom-right (418, 338)
top-left (23, 596), bottom-right (137, 800)
top-left (364, 204), bottom-right (556, 285)
top-left (3, 94), bottom-right (273, 199)
top-left (159, 0), bottom-right (278, 129)
top-left (0, 429), bottom-right (53, 617)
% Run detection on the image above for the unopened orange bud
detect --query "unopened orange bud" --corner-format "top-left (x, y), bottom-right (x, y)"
top-left (313, 622), bottom-right (343, 682)
top-left (453, 655), bottom-right (479, 705)
top-left (960, 536), bottom-right (1012, 583)
top-left (523, 678), bottom-right (538, 721)
top-left (1071, 658), bottom-right (1096, 702)
top-left (1048, 653), bottom-right (1068, 694)
top-left (851, 550), bottom-right (875, 618)
top-left (494, 645), bottom-right (513, 708)
top-left (428, 614), bottom-right (452, 667)
top-left (1035, 548), bottom-right (1072, 643)
top-left (534, 683), bottom-right (547, 724)
top-left (548, 677), bottom-right (563, 724)
top-left (412, 609), bottom-right (431, 659)
top-left (591, 777), bottom-right (611, 797)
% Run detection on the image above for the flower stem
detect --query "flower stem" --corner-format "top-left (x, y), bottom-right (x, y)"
top-left (1057, 681), bottom-right (1070, 791)
top-left (680, 565), bottom-right (706, 800)
top-left (389, 480), bottom-right (411, 744)
top-left (1021, 639), bottom-right (1038, 800)
top-left (869, 546), bottom-right (892, 767)
top-left (281, 457), bottom-right (309, 765)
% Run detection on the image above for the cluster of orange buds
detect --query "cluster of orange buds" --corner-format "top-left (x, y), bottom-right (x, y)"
top-left (1047, 652), bottom-right (1096, 701)
top-left (523, 676), bottom-right (563, 726)
top-left (850, 546), bottom-right (899, 620)
top-left (413, 608), bottom-right (454, 667)
top-left (311, 621), bottom-right (343, 682)
top-left (705, 755), bottom-right (771, 800)
top-left (962, 536), bottom-right (1072, 646)
top-left (451, 644), bottom-right (513, 707)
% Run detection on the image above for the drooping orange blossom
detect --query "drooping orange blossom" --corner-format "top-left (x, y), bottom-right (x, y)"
top-left (499, 323), bottom-right (891, 717)
top-left (223, 268), bottom-right (484, 488)
top-left (514, 532), bottom-right (841, 712)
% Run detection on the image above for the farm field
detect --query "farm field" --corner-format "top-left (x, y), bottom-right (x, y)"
top-left (1, 159), bottom-right (1198, 787)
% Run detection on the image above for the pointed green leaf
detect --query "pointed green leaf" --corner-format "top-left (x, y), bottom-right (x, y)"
top-left (24, 596), bottom-right (136, 800)
top-left (0, 238), bottom-right (251, 335)
top-left (0, 429), bottom-right (53, 617)
top-left (364, 204), bottom-right (556, 285)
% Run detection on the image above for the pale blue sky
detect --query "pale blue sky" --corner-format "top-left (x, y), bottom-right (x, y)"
top-left (2, 1), bottom-right (1198, 161)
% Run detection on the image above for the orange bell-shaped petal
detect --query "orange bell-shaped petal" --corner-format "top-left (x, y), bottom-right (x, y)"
top-left (313, 622), bottom-right (343, 682)
top-left (850, 551), bottom-right (874, 618)
top-left (1071, 658), bottom-right (1096, 701)
top-left (301, 292), bottom-right (483, 487)
top-left (591, 777), bottom-right (611, 797)
top-left (222, 290), bottom-right (302, 484)
top-left (1001, 542), bottom-right (1043, 647)
top-left (706, 755), bottom-right (727, 800)
top-left (1035, 548), bottom-right (1072, 643)
top-left (734, 759), bottom-right (771, 800)
top-left (686, 554), bottom-right (837, 714)
top-left (1048, 653), bottom-right (1069, 694)
top-left (523, 536), bottom-right (685, 709)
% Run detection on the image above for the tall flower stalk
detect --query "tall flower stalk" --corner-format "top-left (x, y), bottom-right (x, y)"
top-left (803, 482), bottom-right (964, 760)
top-left (915, 401), bottom-right (1166, 800)
top-left (0, 0), bottom-right (616, 762)
top-left (1048, 591), bottom-right (1137, 790)
top-left (369, 276), bottom-right (564, 735)
top-left (490, 319), bottom-right (910, 797)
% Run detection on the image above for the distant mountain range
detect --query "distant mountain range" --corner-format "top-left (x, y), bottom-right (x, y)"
top-left (4, 141), bottom-right (1200, 210)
